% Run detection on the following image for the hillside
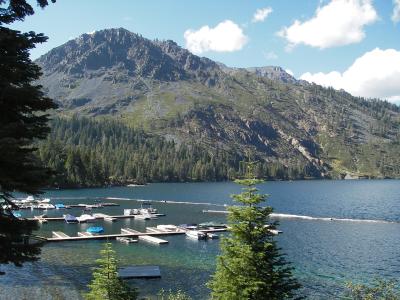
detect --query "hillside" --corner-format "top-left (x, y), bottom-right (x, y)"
top-left (36, 28), bottom-right (400, 180)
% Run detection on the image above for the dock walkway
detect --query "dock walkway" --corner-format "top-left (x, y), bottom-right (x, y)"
top-left (118, 266), bottom-right (161, 279)
top-left (46, 226), bottom-right (226, 242)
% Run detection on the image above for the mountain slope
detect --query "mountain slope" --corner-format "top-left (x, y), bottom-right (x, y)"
top-left (36, 28), bottom-right (400, 179)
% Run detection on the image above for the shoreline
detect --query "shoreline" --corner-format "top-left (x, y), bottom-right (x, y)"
top-left (44, 177), bottom-right (400, 191)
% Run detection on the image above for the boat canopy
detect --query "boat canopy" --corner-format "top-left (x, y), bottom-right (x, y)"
top-left (86, 226), bottom-right (104, 234)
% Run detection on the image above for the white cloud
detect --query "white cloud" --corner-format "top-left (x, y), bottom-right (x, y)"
top-left (264, 51), bottom-right (278, 60)
top-left (300, 48), bottom-right (400, 103)
top-left (285, 69), bottom-right (294, 76)
top-left (87, 30), bottom-right (96, 35)
top-left (278, 0), bottom-right (378, 49)
top-left (252, 7), bottom-right (273, 23)
top-left (184, 20), bottom-right (248, 54)
top-left (393, 0), bottom-right (400, 23)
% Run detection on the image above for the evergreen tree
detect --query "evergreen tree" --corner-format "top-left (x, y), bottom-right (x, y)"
top-left (86, 243), bottom-right (138, 300)
top-left (0, 0), bottom-right (56, 274)
top-left (208, 162), bottom-right (301, 300)
top-left (344, 279), bottom-right (400, 300)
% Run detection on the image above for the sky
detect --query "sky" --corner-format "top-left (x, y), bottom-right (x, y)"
top-left (9, 0), bottom-right (400, 103)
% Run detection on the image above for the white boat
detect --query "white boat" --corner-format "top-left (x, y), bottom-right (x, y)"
top-left (34, 215), bottom-right (48, 224)
top-left (206, 233), bottom-right (219, 239)
top-left (186, 230), bottom-right (206, 240)
top-left (116, 237), bottom-right (138, 244)
top-left (40, 198), bottom-right (51, 203)
top-left (134, 214), bottom-right (151, 220)
top-left (123, 208), bottom-right (139, 216)
top-left (22, 196), bottom-right (34, 203)
top-left (76, 214), bottom-right (96, 223)
top-left (37, 203), bottom-right (55, 210)
top-left (156, 225), bottom-right (178, 232)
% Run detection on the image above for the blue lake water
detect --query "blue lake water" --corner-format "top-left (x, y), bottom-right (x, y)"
top-left (1, 180), bottom-right (400, 299)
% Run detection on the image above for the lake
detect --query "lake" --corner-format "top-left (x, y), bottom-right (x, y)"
top-left (1, 180), bottom-right (400, 299)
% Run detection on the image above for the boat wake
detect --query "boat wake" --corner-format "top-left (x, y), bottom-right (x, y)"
top-left (106, 197), bottom-right (226, 207)
top-left (270, 213), bottom-right (397, 224)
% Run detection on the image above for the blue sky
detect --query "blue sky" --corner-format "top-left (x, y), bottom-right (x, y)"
top-left (9, 0), bottom-right (400, 102)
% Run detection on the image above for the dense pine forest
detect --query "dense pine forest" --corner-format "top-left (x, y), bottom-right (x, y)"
top-left (36, 116), bottom-right (319, 187)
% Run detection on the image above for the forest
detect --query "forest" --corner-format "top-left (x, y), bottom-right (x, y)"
top-left (36, 116), bottom-right (318, 187)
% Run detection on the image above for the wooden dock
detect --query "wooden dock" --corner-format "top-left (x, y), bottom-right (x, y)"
top-left (52, 231), bottom-right (70, 238)
top-left (121, 228), bottom-right (142, 234)
top-left (78, 232), bottom-right (93, 237)
top-left (139, 235), bottom-right (168, 244)
top-left (46, 226), bottom-right (226, 242)
top-left (118, 265), bottom-right (161, 279)
top-left (28, 213), bottom-right (163, 223)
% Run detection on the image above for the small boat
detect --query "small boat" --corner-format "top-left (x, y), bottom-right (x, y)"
top-left (86, 226), bottom-right (104, 234)
top-left (55, 203), bottom-right (65, 209)
top-left (77, 214), bottom-right (96, 223)
top-left (206, 233), bottom-right (219, 239)
top-left (140, 203), bottom-right (157, 214)
top-left (134, 214), bottom-right (151, 220)
top-left (12, 212), bottom-right (22, 218)
top-left (40, 198), bottom-right (51, 203)
top-left (21, 196), bottom-right (34, 203)
top-left (199, 222), bottom-right (227, 229)
top-left (64, 214), bottom-right (78, 224)
top-left (156, 225), bottom-right (178, 232)
top-left (179, 224), bottom-right (198, 230)
top-left (37, 203), bottom-right (55, 210)
top-left (104, 216), bottom-right (117, 222)
top-left (124, 208), bottom-right (139, 216)
top-left (186, 230), bottom-right (206, 240)
top-left (116, 237), bottom-right (138, 244)
top-left (34, 215), bottom-right (48, 224)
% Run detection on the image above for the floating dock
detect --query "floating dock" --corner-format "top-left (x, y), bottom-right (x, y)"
top-left (118, 265), bottom-right (161, 279)
top-left (46, 226), bottom-right (226, 242)
top-left (139, 235), bottom-right (168, 244)
top-left (78, 232), bottom-right (93, 237)
top-left (28, 213), bottom-right (163, 223)
top-left (52, 231), bottom-right (70, 238)
top-left (202, 210), bottom-right (229, 214)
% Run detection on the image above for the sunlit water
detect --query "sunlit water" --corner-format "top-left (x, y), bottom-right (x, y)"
top-left (1, 180), bottom-right (400, 299)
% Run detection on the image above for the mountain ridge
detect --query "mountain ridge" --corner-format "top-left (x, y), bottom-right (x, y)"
top-left (36, 28), bottom-right (400, 180)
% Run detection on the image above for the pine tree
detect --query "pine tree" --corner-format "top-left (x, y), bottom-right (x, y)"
top-left (0, 0), bottom-right (56, 274)
top-left (208, 162), bottom-right (301, 300)
top-left (86, 243), bottom-right (138, 300)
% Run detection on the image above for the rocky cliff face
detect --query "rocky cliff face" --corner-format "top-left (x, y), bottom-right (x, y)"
top-left (36, 28), bottom-right (400, 179)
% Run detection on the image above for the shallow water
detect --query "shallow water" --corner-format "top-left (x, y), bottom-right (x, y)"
top-left (2, 180), bottom-right (400, 299)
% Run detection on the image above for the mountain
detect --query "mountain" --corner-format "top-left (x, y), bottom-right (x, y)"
top-left (36, 28), bottom-right (400, 180)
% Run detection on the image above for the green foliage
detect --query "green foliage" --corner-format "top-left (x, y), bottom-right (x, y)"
top-left (36, 116), bottom-right (320, 187)
top-left (85, 243), bottom-right (138, 300)
top-left (344, 279), bottom-right (400, 300)
top-left (0, 0), bottom-right (55, 274)
top-left (208, 162), bottom-right (301, 300)
top-left (157, 289), bottom-right (192, 300)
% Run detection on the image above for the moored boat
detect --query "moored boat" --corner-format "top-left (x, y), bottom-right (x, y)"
top-left (86, 226), bottom-right (104, 234)
top-left (64, 214), bottom-right (78, 224)
top-left (37, 203), bottom-right (55, 210)
top-left (206, 233), bottom-right (219, 239)
top-left (116, 237), bottom-right (138, 244)
top-left (55, 203), bottom-right (65, 209)
top-left (185, 230), bottom-right (206, 240)
top-left (77, 214), bottom-right (96, 223)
